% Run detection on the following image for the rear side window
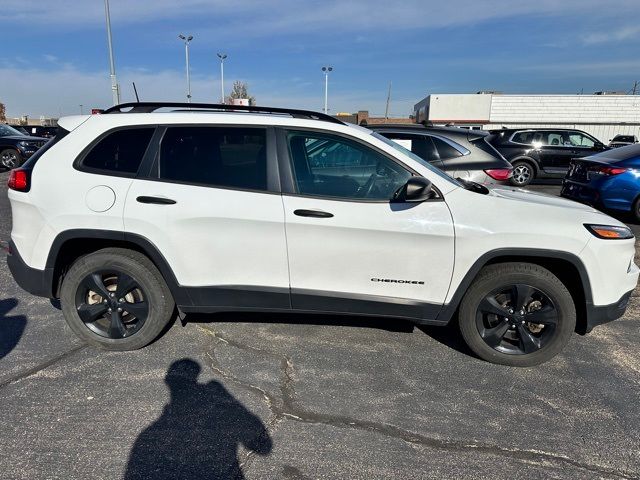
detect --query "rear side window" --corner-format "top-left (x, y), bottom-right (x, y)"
top-left (158, 127), bottom-right (267, 191)
top-left (82, 128), bottom-right (154, 174)
top-left (431, 136), bottom-right (464, 160)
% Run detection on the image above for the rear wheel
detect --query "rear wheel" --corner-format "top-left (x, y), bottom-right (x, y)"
top-left (458, 263), bottom-right (575, 366)
top-left (510, 160), bottom-right (535, 186)
top-left (0, 149), bottom-right (23, 169)
top-left (60, 248), bottom-right (175, 350)
top-left (632, 197), bottom-right (640, 223)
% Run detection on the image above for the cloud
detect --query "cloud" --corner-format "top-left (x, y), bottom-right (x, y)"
top-left (0, 64), bottom-right (415, 118)
top-left (581, 25), bottom-right (640, 45)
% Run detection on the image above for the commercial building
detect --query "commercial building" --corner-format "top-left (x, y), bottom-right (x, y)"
top-left (414, 93), bottom-right (640, 142)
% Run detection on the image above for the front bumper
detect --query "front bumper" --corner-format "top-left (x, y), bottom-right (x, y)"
top-left (6, 240), bottom-right (54, 298)
top-left (584, 290), bottom-right (633, 333)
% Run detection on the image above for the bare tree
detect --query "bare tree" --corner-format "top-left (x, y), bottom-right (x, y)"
top-left (226, 81), bottom-right (256, 106)
top-left (0, 102), bottom-right (6, 123)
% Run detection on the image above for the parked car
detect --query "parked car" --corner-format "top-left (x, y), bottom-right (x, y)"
top-left (8, 125), bottom-right (29, 135)
top-left (6, 102), bottom-right (638, 366)
top-left (561, 144), bottom-right (640, 221)
top-left (0, 124), bottom-right (48, 169)
top-left (369, 124), bottom-right (512, 185)
top-left (488, 128), bottom-right (607, 186)
top-left (608, 134), bottom-right (638, 148)
top-left (17, 125), bottom-right (58, 138)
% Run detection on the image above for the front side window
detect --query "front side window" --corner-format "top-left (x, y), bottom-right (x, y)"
top-left (82, 128), bottom-right (154, 174)
top-left (159, 127), bottom-right (267, 191)
top-left (567, 132), bottom-right (595, 147)
top-left (287, 131), bottom-right (411, 200)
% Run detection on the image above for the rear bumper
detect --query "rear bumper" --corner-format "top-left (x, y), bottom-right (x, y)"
top-left (6, 240), bottom-right (54, 298)
top-left (584, 290), bottom-right (633, 333)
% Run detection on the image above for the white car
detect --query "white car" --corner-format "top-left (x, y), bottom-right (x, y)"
top-left (6, 102), bottom-right (638, 366)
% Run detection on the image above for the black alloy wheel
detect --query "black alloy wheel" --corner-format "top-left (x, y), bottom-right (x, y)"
top-left (476, 283), bottom-right (557, 355)
top-left (75, 270), bottom-right (149, 339)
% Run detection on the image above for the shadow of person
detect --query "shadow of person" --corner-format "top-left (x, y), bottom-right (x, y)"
top-left (0, 298), bottom-right (27, 360)
top-left (125, 359), bottom-right (272, 480)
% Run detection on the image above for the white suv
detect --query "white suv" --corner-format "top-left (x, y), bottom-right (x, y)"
top-left (6, 102), bottom-right (639, 366)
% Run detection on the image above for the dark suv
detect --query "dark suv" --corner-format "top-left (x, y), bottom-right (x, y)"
top-left (369, 125), bottom-right (512, 185)
top-left (0, 124), bottom-right (48, 169)
top-left (488, 128), bottom-right (606, 186)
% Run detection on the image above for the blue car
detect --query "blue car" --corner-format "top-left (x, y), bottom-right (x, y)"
top-left (561, 144), bottom-right (640, 221)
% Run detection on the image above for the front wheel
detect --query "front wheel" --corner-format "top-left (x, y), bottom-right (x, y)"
top-left (510, 160), bottom-right (535, 186)
top-left (0, 149), bottom-right (23, 169)
top-left (60, 248), bottom-right (175, 350)
top-left (458, 263), bottom-right (575, 367)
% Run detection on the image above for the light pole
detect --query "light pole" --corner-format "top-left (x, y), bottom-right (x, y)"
top-left (178, 34), bottom-right (194, 103)
top-left (79, 104), bottom-right (84, 115)
top-left (103, 0), bottom-right (120, 105)
top-left (321, 66), bottom-right (333, 114)
top-left (217, 53), bottom-right (227, 103)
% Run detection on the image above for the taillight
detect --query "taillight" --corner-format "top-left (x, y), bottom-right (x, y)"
top-left (588, 166), bottom-right (627, 176)
top-left (7, 169), bottom-right (30, 192)
top-left (484, 168), bottom-right (513, 181)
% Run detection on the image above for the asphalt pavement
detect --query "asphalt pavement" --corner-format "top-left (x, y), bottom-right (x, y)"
top-left (1, 173), bottom-right (639, 479)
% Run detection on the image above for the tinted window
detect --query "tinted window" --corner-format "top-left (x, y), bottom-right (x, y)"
top-left (431, 136), bottom-right (464, 160)
top-left (82, 128), bottom-right (154, 174)
top-left (613, 135), bottom-right (635, 143)
top-left (379, 132), bottom-right (440, 163)
top-left (287, 131), bottom-right (411, 200)
top-left (159, 127), bottom-right (267, 190)
top-left (512, 130), bottom-right (567, 146)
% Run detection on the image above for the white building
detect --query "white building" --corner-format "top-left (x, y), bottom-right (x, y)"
top-left (413, 93), bottom-right (640, 142)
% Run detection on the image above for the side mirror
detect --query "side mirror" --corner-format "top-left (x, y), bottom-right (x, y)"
top-left (594, 141), bottom-right (605, 150)
top-left (395, 176), bottom-right (433, 203)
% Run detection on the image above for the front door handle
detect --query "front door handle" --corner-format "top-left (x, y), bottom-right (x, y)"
top-left (294, 209), bottom-right (333, 218)
top-left (136, 196), bottom-right (177, 205)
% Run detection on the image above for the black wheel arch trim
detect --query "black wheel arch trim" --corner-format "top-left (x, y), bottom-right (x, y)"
top-left (45, 229), bottom-right (190, 305)
top-left (437, 248), bottom-right (593, 325)
top-left (510, 156), bottom-right (540, 173)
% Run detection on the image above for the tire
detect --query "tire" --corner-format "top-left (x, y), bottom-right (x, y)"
top-left (510, 160), bottom-right (535, 186)
top-left (458, 262), bottom-right (575, 367)
top-left (60, 248), bottom-right (175, 350)
top-left (0, 148), bottom-right (23, 169)
top-left (632, 197), bottom-right (640, 223)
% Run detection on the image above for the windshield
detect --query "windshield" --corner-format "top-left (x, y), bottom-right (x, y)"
top-left (371, 131), bottom-right (461, 187)
top-left (0, 124), bottom-right (24, 137)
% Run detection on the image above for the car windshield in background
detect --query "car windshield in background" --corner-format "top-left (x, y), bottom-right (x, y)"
top-left (0, 125), bottom-right (24, 137)
top-left (370, 131), bottom-right (461, 187)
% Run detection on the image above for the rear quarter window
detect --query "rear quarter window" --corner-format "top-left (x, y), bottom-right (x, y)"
top-left (79, 128), bottom-right (155, 175)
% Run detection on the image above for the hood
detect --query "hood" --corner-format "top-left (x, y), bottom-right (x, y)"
top-left (489, 186), bottom-right (600, 212)
top-left (1, 135), bottom-right (48, 142)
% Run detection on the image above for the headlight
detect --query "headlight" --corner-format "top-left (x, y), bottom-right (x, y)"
top-left (18, 141), bottom-right (36, 147)
top-left (584, 224), bottom-right (634, 240)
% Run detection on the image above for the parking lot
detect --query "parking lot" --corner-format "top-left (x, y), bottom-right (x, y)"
top-left (1, 172), bottom-right (639, 479)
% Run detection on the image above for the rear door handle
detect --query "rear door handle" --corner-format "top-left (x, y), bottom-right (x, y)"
top-left (136, 196), bottom-right (176, 205)
top-left (294, 209), bottom-right (333, 218)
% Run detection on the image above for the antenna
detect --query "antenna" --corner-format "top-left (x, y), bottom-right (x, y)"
top-left (132, 82), bottom-right (140, 102)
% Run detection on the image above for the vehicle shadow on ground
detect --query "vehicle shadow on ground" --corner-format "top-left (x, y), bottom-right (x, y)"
top-left (124, 358), bottom-right (272, 480)
top-left (188, 312), bottom-right (476, 357)
top-left (0, 298), bottom-right (27, 360)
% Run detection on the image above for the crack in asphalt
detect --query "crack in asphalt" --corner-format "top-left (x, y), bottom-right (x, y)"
top-left (0, 344), bottom-right (87, 389)
top-left (197, 325), bottom-right (639, 479)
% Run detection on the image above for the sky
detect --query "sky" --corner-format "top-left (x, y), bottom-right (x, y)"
top-left (2, 0), bottom-right (640, 118)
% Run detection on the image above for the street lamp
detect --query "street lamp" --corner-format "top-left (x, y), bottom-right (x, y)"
top-left (217, 53), bottom-right (227, 103)
top-left (321, 66), bottom-right (333, 114)
top-left (103, 0), bottom-right (120, 105)
top-left (79, 104), bottom-right (84, 115)
top-left (178, 34), bottom-right (194, 103)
